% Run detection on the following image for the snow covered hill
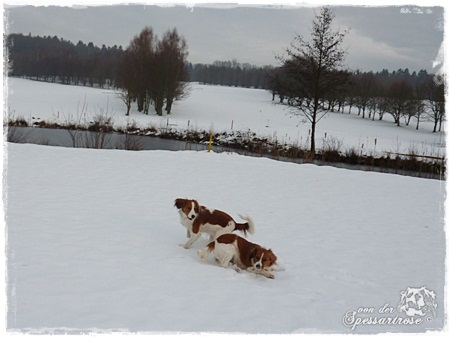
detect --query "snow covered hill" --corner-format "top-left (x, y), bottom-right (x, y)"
top-left (6, 77), bottom-right (445, 158)
top-left (4, 143), bottom-right (445, 334)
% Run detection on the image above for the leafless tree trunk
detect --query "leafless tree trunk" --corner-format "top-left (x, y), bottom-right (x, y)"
top-left (278, 7), bottom-right (348, 158)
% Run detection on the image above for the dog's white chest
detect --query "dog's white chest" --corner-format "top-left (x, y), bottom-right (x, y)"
top-left (178, 212), bottom-right (193, 230)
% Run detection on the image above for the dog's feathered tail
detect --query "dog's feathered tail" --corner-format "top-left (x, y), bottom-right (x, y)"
top-left (235, 214), bottom-right (255, 236)
top-left (197, 241), bottom-right (215, 260)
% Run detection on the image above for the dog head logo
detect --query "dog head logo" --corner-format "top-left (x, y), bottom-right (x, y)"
top-left (398, 286), bottom-right (437, 317)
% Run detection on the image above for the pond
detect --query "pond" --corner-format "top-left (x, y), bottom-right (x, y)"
top-left (5, 126), bottom-right (443, 180)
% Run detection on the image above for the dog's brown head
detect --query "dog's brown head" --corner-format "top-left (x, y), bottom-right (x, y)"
top-left (250, 247), bottom-right (277, 271)
top-left (174, 198), bottom-right (200, 221)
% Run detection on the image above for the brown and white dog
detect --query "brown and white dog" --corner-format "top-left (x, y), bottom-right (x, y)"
top-left (174, 198), bottom-right (255, 249)
top-left (198, 233), bottom-right (277, 279)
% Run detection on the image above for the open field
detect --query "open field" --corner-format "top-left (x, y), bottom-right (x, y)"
top-left (6, 77), bottom-right (446, 158)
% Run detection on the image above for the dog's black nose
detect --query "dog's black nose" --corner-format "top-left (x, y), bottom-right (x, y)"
top-left (255, 264), bottom-right (261, 269)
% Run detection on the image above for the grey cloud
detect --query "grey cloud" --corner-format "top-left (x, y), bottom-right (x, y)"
top-left (4, 4), bottom-right (444, 72)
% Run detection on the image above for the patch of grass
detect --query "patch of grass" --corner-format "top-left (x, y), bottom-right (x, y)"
top-left (7, 116), bottom-right (29, 127)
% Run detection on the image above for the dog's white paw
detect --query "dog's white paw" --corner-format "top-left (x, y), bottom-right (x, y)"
top-left (247, 267), bottom-right (275, 279)
top-left (197, 249), bottom-right (209, 259)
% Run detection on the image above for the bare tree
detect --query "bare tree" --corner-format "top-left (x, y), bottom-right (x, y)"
top-left (158, 29), bottom-right (190, 115)
top-left (267, 66), bottom-right (292, 103)
top-left (422, 74), bottom-right (445, 132)
top-left (414, 100), bottom-right (426, 130)
top-left (278, 7), bottom-right (348, 158)
top-left (116, 50), bottom-right (137, 116)
top-left (354, 72), bottom-right (376, 118)
top-left (123, 27), bottom-right (157, 115)
top-left (117, 27), bottom-right (189, 116)
top-left (386, 80), bottom-right (415, 127)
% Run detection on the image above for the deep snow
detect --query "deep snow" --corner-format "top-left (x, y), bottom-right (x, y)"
top-left (4, 143), bottom-right (446, 334)
top-left (6, 77), bottom-right (446, 158)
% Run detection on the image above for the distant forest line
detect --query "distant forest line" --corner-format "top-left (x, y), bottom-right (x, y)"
top-left (6, 33), bottom-right (273, 89)
top-left (6, 33), bottom-right (435, 90)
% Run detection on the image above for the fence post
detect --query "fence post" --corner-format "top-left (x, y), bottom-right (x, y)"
top-left (208, 134), bottom-right (213, 152)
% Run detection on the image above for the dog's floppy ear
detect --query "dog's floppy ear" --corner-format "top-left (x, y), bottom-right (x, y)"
top-left (249, 248), bottom-right (258, 260)
top-left (268, 249), bottom-right (277, 262)
top-left (174, 198), bottom-right (187, 209)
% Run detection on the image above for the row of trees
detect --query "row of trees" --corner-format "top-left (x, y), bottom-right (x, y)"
top-left (189, 60), bottom-right (273, 89)
top-left (350, 70), bottom-right (445, 132)
top-left (7, 33), bottom-right (273, 90)
top-left (6, 33), bottom-right (274, 90)
top-left (269, 7), bottom-right (445, 157)
top-left (7, 30), bottom-right (190, 116)
top-left (116, 27), bottom-right (189, 116)
top-left (6, 33), bottom-right (123, 87)
top-left (269, 65), bottom-right (445, 133)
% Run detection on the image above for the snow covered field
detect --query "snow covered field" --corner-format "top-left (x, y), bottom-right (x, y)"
top-left (6, 77), bottom-right (446, 157)
top-left (4, 143), bottom-right (446, 334)
top-left (3, 77), bottom-right (447, 334)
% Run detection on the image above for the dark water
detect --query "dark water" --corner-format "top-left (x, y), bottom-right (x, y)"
top-left (5, 126), bottom-right (444, 180)
top-left (6, 126), bottom-right (209, 151)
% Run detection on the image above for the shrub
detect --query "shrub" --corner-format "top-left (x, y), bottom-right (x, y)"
top-left (87, 114), bottom-right (114, 133)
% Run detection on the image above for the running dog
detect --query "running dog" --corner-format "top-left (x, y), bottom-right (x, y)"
top-left (174, 198), bottom-right (255, 249)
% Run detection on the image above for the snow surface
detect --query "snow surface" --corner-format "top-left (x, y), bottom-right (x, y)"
top-left (6, 77), bottom-right (445, 158)
top-left (4, 143), bottom-right (446, 334)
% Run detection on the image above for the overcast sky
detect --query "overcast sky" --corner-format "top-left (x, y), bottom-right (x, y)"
top-left (3, 1), bottom-right (446, 73)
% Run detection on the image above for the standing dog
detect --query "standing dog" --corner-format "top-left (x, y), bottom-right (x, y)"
top-left (174, 198), bottom-right (255, 249)
top-left (198, 233), bottom-right (277, 279)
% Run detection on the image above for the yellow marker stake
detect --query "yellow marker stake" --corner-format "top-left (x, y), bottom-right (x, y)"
top-left (208, 134), bottom-right (213, 152)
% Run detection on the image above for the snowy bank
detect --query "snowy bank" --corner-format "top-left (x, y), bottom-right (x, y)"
top-left (4, 143), bottom-right (445, 334)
